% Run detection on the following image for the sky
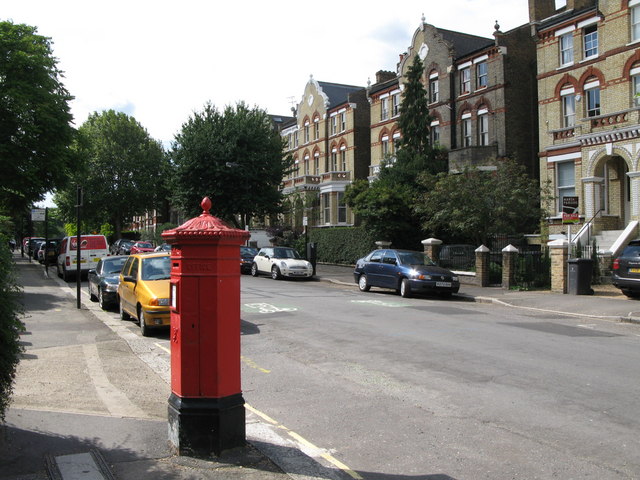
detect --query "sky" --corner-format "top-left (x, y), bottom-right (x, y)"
top-left (5, 0), bottom-right (532, 148)
top-left (7, 1), bottom-right (532, 208)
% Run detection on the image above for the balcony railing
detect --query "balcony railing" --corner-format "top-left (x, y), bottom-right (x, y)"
top-left (281, 175), bottom-right (321, 193)
top-left (321, 171), bottom-right (350, 183)
top-left (552, 126), bottom-right (576, 141)
top-left (591, 111), bottom-right (628, 129)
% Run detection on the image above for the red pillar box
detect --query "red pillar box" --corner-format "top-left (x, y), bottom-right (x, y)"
top-left (162, 197), bottom-right (249, 457)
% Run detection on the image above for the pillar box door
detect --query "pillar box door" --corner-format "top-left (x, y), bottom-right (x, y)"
top-left (162, 197), bottom-right (250, 457)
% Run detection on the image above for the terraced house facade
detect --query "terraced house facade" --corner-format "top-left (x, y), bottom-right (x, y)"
top-left (280, 17), bottom-right (540, 230)
top-left (280, 77), bottom-right (370, 228)
top-left (531, 0), bottom-right (640, 253)
top-left (368, 18), bottom-right (538, 179)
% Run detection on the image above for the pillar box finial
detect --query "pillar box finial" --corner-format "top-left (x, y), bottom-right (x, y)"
top-left (201, 196), bottom-right (212, 214)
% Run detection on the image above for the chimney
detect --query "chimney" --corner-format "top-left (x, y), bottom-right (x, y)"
top-left (375, 70), bottom-right (397, 84)
top-left (567, 0), bottom-right (596, 10)
top-left (528, 0), bottom-right (557, 23)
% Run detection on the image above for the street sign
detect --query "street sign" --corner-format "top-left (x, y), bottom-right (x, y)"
top-left (562, 196), bottom-right (579, 224)
top-left (31, 208), bottom-right (46, 222)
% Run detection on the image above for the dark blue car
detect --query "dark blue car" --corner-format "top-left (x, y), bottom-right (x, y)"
top-left (354, 249), bottom-right (460, 298)
top-left (88, 255), bottom-right (128, 309)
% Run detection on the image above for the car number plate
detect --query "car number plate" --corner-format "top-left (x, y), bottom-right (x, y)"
top-left (436, 281), bottom-right (451, 287)
top-left (630, 268), bottom-right (640, 273)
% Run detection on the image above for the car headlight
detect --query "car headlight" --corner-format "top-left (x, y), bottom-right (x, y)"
top-left (150, 298), bottom-right (170, 306)
top-left (104, 283), bottom-right (118, 292)
top-left (280, 261), bottom-right (287, 268)
top-left (452, 276), bottom-right (459, 282)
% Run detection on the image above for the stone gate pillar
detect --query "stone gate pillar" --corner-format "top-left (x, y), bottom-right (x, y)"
top-left (549, 239), bottom-right (569, 294)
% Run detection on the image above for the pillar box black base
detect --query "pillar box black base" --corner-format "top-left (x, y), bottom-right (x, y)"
top-left (168, 393), bottom-right (246, 457)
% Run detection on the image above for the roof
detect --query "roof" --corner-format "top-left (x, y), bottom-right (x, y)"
top-left (535, 5), bottom-right (598, 32)
top-left (368, 76), bottom-right (399, 97)
top-left (317, 81), bottom-right (364, 108)
top-left (435, 27), bottom-right (494, 60)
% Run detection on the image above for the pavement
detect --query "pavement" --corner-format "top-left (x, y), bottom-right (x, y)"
top-left (2, 255), bottom-right (640, 480)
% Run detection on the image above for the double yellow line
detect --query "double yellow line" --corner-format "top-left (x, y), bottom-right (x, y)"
top-left (245, 403), bottom-right (362, 480)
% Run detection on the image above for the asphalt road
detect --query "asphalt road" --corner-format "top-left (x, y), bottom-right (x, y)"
top-left (238, 276), bottom-right (640, 479)
top-left (61, 271), bottom-right (640, 479)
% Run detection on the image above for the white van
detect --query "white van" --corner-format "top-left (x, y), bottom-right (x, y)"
top-left (57, 234), bottom-right (109, 281)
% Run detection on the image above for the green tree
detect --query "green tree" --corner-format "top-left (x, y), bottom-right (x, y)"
top-left (0, 22), bottom-right (75, 214)
top-left (54, 110), bottom-right (168, 238)
top-left (393, 54), bottom-right (446, 176)
top-left (344, 179), bottom-right (422, 249)
top-left (414, 159), bottom-right (542, 245)
top-left (345, 54), bottom-right (446, 247)
top-left (170, 102), bottom-right (291, 226)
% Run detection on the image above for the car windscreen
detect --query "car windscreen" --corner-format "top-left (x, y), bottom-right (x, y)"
top-left (141, 256), bottom-right (171, 281)
top-left (136, 242), bottom-right (153, 248)
top-left (273, 248), bottom-right (300, 259)
top-left (621, 244), bottom-right (640, 257)
top-left (397, 251), bottom-right (435, 266)
top-left (241, 247), bottom-right (258, 256)
top-left (103, 257), bottom-right (127, 274)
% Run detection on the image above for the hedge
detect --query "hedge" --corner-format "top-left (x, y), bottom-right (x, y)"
top-left (0, 234), bottom-right (24, 422)
top-left (307, 226), bottom-right (378, 265)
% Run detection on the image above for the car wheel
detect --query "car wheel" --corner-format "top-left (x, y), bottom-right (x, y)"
top-left (119, 298), bottom-right (130, 320)
top-left (621, 288), bottom-right (640, 298)
top-left (138, 307), bottom-right (150, 337)
top-left (400, 278), bottom-right (412, 298)
top-left (62, 266), bottom-right (69, 282)
top-left (358, 274), bottom-right (370, 292)
top-left (271, 265), bottom-right (282, 280)
top-left (251, 263), bottom-right (259, 277)
top-left (98, 288), bottom-right (107, 310)
top-left (88, 283), bottom-right (97, 302)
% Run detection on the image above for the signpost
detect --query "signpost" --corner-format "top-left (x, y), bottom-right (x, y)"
top-left (562, 196), bottom-right (579, 258)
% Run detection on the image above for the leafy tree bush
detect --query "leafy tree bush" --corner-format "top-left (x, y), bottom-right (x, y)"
top-left (171, 102), bottom-right (291, 227)
top-left (54, 110), bottom-right (167, 239)
top-left (414, 159), bottom-right (542, 245)
top-left (0, 232), bottom-right (25, 422)
top-left (0, 21), bottom-right (75, 216)
top-left (345, 54), bottom-right (446, 247)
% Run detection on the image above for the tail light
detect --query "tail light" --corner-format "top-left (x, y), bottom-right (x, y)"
top-left (65, 256), bottom-right (70, 267)
top-left (613, 258), bottom-right (620, 270)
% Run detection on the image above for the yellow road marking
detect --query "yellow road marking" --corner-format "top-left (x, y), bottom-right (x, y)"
top-left (245, 402), bottom-right (362, 480)
top-left (154, 342), bottom-right (170, 354)
top-left (241, 355), bottom-right (271, 373)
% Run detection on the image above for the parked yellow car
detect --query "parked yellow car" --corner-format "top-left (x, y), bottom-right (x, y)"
top-left (117, 252), bottom-right (171, 336)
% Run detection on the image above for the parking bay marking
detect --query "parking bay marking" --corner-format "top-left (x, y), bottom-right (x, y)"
top-left (242, 303), bottom-right (298, 314)
top-left (351, 299), bottom-right (411, 308)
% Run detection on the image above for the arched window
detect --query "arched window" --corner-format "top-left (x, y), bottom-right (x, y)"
top-left (631, 62), bottom-right (640, 106)
top-left (583, 76), bottom-right (600, 117)
top-left (477, 106), bottom-right (489, 146)
top-left (560, 84), bottom-right (576, 127)
top-left (461, 111), bottom-right (472, 147)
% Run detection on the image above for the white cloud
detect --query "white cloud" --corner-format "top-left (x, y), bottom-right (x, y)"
top-left (4, 0), bottom-right (529, 146)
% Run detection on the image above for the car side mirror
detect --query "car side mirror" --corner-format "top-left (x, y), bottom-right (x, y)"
top-left (123, 275), bottom-right (137, 283)
top-left (88, 269), bottom-right (95, 275)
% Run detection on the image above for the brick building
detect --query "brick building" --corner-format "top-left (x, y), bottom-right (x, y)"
top-left (280, 76), bottom-right (370, 228)
top-left (366, 17), bottom-right (539, 179)
top-left (531, 0), bottom-right (640, 246)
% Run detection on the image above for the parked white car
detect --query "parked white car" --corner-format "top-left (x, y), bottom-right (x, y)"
top-left (250, 247), bottom-right (313, 280)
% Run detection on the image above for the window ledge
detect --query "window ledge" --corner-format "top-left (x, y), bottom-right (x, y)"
top-left (580, 55), bottom-right (599, 63)
top-left (557, 62), bottom-right (574, 70)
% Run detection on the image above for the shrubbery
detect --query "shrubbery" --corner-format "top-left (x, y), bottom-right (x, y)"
top-left (0, 233), bottom-right (24, 422)
top-left (308, 227), bottom-right (378, 265)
